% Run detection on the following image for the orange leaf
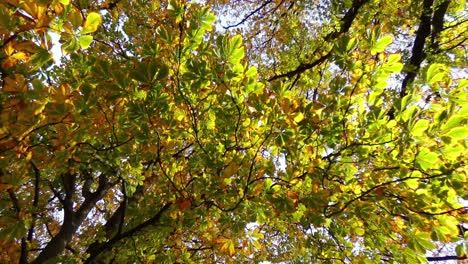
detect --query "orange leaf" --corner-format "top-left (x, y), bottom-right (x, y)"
top-left (177, 198), bottom-right (191, 211)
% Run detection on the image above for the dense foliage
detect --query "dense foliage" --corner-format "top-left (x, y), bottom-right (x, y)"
top-left (1, 0), bottom-right (467, 263)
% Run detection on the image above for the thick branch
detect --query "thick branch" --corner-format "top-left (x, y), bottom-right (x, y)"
top-left (19, 161), bottom-right (42, 264)
top-left (430, 0), bottom-right (450, 51)
top-left (84, 202), bottom-right (173, 263)
top-left (400, 0), bottom-right (434, 97)
top-left (268, 50), bottom-right (332, 81)
top-left (324, 0), bottom-right (369, 41)
top-left (427, 255), bottom-right (468, 261)
top-left (32, 173), bottom-right (111, 264)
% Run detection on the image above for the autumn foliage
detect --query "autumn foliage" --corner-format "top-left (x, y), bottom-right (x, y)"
top-left (0, 0), bottom-right (467, 263)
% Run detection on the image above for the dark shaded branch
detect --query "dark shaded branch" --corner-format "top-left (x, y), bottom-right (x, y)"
top-left (7, 189), bottom-right (29, 264)
top-left (405, 206), bottom-right (467, 216)
top-left (268, 0), bottom-right (369, 81)
top-left (325, 168), bottom-right (446, 217)
top-left (28, 161), bottom-right (41, 241)
top-left (222, 0), bottom-right (273, 29)
top-left (32, 173), bottom-right (112, 264)
top-left (268, 50), bottom-right (332, 81)
top-left (103, 181), bottom-right (142, 239)
top-left (430, 0), bottom-right (450, 50)
top-left (19, 161), bottom-right (42, 264)
top-left (427, 255), bottom-right (468, 261)
top-left (84, 202), bottom-right (173, 263)
top-left (400, 0), bottom-right (434, 97)
top-left (324, 0), bottom-right (370, 41)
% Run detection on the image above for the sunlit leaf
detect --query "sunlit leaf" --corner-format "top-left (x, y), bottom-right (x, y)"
top-left (443, 127), bottom-right (468, 140)
top-left (81, 12), bottom-right (102, 34)
top-left (371, 35), bottom-right (393, 55)
top-left (78, 35), bottom-right (93, 49)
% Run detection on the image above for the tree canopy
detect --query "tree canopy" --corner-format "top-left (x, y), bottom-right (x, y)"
top-left (1, 0), bottom-right (467, 263)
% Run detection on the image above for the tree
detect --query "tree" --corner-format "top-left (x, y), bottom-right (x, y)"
top-left (0, 0), bottom-right (467, 263)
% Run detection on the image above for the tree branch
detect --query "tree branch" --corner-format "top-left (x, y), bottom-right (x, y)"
top-left (31, 172), bottom-right (112, 264)
top-left (268, 0), bottom-right (369, 81)
top-left (223, 0), bottom-right (273, 29)
top-left (84, 202), bottom-right (173, 263)
top-left (427, 255), bottom-right (468, 261)
top-left (400, 0), bottom-right (434, 97)
top-left (430, 0), bottom-right (450, 52)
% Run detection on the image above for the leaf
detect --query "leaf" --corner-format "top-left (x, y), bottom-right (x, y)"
top-left (168, 0), bottom-right (184, 23)
top-left (384, 54), bottom-right (403, 72)
top-left (443, 127), bottom-right (467, 140)
top-left (29, 48), bottom-right (53, 70)
top-left (426, 63), bottom-right (446, 84)
top-left (405, 178), bottom-right (419, 189)
top-left (227, 35), bottom-right (245, 65)
top-left (442, 115), bottom-right (465, 130)
top-left (0, 218), bottom-right (27, 243)
top-left (409, 232), bottom-right (435, 253)
top-left (78, 35), bottom-right (93, 49)
top-left (68, 8), bottom-right (83, 28)
top-left (62, 36), bottom-right (80, 53)
top-left (411, 119), bottom-right (429, 137)
top-left (416, 148), bottom-right (439, 170)
top-left (455, 244), bottom-right (465, 257)
top-left (218, 238), bottom-right (236, 256)
top-left (81, 12), bottom-right (102, 34)
top-left (200, 8), bottom-right (216, 31)
top-left (293, 112), bottom-right (305, 123)
top-left (355, 227), bottom-right (365, 236)
top-left (371, 35), bottom-right (393, 55)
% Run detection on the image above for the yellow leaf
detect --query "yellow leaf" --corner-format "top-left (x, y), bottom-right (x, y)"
top-left (220, 238), bottom-right (235, 256)
top-left (4, 42), bottom-right (14, 56)
top-left (293, 112), bottom-right (305, 123)
top-left (82, 12), bottom-right (102, 34)
top-left (223, 163), bottom-right (239, 178)
top-left (12, 52), bottom-right (29, 60)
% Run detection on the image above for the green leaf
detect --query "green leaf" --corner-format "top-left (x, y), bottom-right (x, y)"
top-left (78, 35), bottom-right (93, 49)
top-left (387, 54), bottom-right (401, 64)
top-left (416, 148), bottom-right (439, 170)
top-left (442, 115), bottom-right (465, 130)
top-left (455, 244), bottom-right (465, 257)
top-left (443, 127), bottom-right (468, 140)
top-left (245, 66), bottom-right (258, 79)
top-left (426, 63), bottom-right (446, 85)
top-left (371, 35), bottom-right (393, 55)
top-left (81, 12), bottom-right (102, 34)
top-left (0, 218), bottom-right (27, 243)
top-left (346, 37), bottom-right (357, 52)
top-left (384, 62), bottom-right (403, 73)
top-left (228, 35), bottom-right (245, 65)
top-left (200, 8), bottom-right (216, 31)
top-left (405, 178), bottom-right (419, 189)
top-left (29, 48), bottom-right (53, 71)
top-left (384, 54), bottom-right (403, 72)
top-left (411, 119), bottom-right (429, 137)
top-left (355, 227), bottom-right (365, 236)
top-left (409, 233), bottom-right (435, 253)
top-left (133, 90), bottom-right (147, 100)
top-left (168, 0), bottom-right (184, 23)
top-left (62, 37), bottom-right (80, 53)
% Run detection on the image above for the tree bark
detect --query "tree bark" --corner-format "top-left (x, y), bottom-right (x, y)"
top-left (400, 0), bottom-right (434, 97)
top-left (32, 173), bottom-right (111, 264)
